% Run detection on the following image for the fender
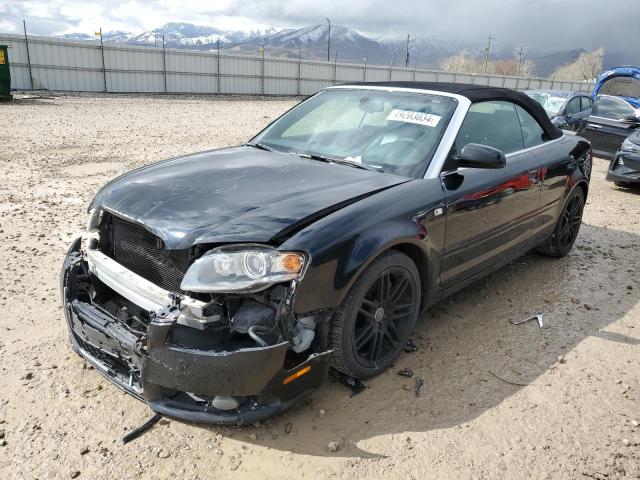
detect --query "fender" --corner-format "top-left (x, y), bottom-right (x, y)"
top-left (281, 178), bottom-right (447, 314)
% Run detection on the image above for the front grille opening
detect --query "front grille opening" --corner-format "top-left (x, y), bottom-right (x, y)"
top-left (100, 213), bottom-right (193, 292)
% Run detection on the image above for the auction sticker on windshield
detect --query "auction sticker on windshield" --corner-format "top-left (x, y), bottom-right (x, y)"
top-left (387, 109), bottom-right (441, 127)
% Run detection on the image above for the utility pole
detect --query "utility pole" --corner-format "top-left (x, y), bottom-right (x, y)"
top-left (483, 33), bottom-right (493, 74)
top-left (516, 46), bottom-right (526, 76)
top-left (326, 18), bottom-right (331, 62)
top-left (405, 34), bottom-right (410, 68)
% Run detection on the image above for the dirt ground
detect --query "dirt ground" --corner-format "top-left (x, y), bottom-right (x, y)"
top-left (0, 92), bottom-right (638, 480)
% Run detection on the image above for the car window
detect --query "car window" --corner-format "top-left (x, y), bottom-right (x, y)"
top-left (281, 97), bottom-right (392, 137)
top-left (565, 97), bottom-right (581, 116)
top-left (453, 101), bottom-right (524, 155)
top-left (254, 89), bottom-right (458, 179)
top-left (516, 105), bottom-right (546, 148)
top-left (594, 96), bottom-right (635, 119)
top-left (580, 96), bottom-right (592, 112)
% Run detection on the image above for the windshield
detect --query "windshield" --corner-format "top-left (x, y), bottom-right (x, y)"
top-left (251, 89), bottom-right (458, 178)
top-left (525, 91), bottom-right (568, 116)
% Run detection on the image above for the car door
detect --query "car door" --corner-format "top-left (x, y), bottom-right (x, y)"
top-left (563, 96), bottom-right (583, 130)
top-left (581, 95), bottom-right (640, 158)
top-left (440, 100), bottom-right (542, 290)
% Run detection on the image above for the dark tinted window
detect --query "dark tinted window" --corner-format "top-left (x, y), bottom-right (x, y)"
top-left (580, 96), bottom-right (592, 112)
top-left (565, 97), bottom-right (581, 115)
top-left (454, 101), bottom-right (524, 154)
top-left (594, 96), bottom-right (635, 119)
top-left (516, 105), bottom-right (546, 148)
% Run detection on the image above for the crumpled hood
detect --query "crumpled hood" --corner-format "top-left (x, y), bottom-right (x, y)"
top-left (90, 146), bottom-right (410, 249)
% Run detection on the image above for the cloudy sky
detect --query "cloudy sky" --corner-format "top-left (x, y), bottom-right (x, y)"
top-left (0, 0), bottom-right (635, 52)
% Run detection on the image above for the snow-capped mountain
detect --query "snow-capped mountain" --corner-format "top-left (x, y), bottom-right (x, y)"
top-left (229, 24), bottom-right (391, 63)
top-left (56, 22), bottom-right (595, 74)
top-left (61, 23), bottom-right (277, 48)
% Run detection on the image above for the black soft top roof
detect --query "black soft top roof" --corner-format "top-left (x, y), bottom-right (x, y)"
top-left (339, 81), bottom-right (563, 140)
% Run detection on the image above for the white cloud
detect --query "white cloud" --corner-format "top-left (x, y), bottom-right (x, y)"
top-left (1, 0), bottom-right (636, 53)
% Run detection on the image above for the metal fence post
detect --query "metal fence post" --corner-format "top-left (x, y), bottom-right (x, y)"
top-left (363, 56), bottom-right (367, 82)
top-left (333, 52), bottom-right (337, 86)
top-left (297, 48), bottom-right (302, 96)
top-left (22, 20), bottom-right (33, 90)
top-left (260, 44), bottom-right (265, 96)
top-left (98, 28), bottom-right (107, 92)
top-left (161, 34), bottom-right (167, 94)
top-left (388, 58), bottom-right (393, 81)
top-left (413, 61), bottom-right (417, 81)
top-left (216, 39), bottom-right (221, 96)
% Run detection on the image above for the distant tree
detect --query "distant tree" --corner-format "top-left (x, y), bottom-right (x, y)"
top-left (438, 53), bottom-right (535, 77)
top-left (552, 48), bottom-right (605, 81)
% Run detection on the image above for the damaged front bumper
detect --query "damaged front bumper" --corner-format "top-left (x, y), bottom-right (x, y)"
top-left (606, 152), bottom-right (640, 185)
top-left (61, 238), bottom-right (332, 425)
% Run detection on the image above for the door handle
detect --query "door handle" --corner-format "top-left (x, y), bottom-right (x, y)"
top-left (587, 123), bottom-right (602, 129)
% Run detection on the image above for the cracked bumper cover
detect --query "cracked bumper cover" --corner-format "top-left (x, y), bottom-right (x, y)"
top-left (606, 152), bottom-right (640, 184)
top-left (61, 238), bottom-right (331, 425)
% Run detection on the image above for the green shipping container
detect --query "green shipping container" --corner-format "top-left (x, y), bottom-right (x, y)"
top-left (0, 45), bottom-right (13, 101)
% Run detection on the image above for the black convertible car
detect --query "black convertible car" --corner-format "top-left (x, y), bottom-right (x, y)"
top-left (61, 82), bottom-right (592, 425)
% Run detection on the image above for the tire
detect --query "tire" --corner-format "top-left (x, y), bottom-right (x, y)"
top-left (329, 250), bottom-right (421, 379)
top-left (536, 187), bottom-right (585, 258)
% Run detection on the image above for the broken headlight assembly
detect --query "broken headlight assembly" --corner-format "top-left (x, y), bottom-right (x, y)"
top-left (621, 138), bottom-right (640, 155)
top-left (181, 244), bottom-right (307, 293)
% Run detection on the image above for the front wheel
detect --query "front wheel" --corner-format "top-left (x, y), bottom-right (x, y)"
top-left (536, 187), bottom-right (585, 257)
top-left (329, 250), bottom-right (421, 379)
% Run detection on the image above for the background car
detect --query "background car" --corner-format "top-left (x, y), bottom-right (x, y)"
top-left (579, 94), bottom-right (640, 158)
top-left (606, 129), bottom-right (640, 188)
top-left (524, 89), bottom-right (592, 130)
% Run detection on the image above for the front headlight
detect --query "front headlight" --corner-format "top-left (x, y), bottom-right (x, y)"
top-left (621, 139), bottom-right (640, 154)
top-left (180, 245), bottom-right (307, 293)
top-left (81, 208), bottom-right (103, 254)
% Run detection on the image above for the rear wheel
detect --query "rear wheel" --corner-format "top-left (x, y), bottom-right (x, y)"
top-left (536, 188), bottom-right (585, 257)
top-left (329, 251), bottom-right (421, 379)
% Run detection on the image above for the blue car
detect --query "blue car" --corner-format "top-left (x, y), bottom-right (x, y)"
top-left (580, 67), bottom-right (640, 158)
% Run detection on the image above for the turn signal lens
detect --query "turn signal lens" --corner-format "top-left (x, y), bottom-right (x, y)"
top-left (282, 365), bottom-right (312, 385)
top-left (281, 253), bottom-right (303, 273)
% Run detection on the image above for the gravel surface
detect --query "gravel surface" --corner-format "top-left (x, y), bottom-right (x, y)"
top-left (0, 92), bottom-right (639, 480)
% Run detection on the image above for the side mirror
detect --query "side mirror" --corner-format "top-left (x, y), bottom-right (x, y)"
top-left (621, 115), bottom-right (640, 125)
top-left (455, 143), bottom-right (506, 169)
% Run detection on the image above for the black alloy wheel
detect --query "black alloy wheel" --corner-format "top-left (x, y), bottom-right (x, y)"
top-left (536, 187), bottom-right (585, 257)
top-left (330, 251), bottom-right (421, 379)
top-left (557, 193), bottom-right (583, 251)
